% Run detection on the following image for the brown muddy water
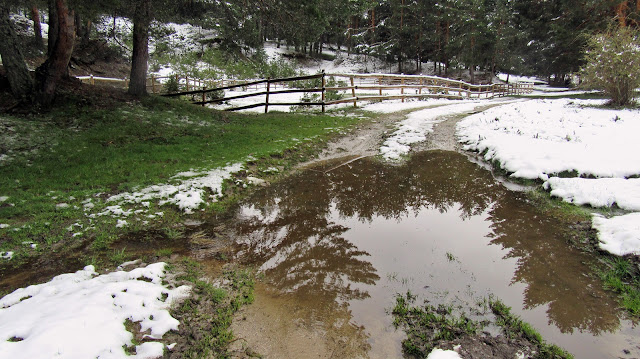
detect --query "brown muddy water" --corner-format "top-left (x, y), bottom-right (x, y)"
top-left (230, 151), bottom-right (639, 359)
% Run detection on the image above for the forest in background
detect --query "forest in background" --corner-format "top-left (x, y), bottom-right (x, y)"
top-left (1, 0), bottom-right (638, 106)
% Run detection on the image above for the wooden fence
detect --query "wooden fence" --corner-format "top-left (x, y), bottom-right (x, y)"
top-left (79, 73), bottom-right (534, 112)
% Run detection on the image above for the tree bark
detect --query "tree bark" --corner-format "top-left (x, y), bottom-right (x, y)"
top-left (47, 0), bottom-right (58, 57)
top-left (0, 4), bottom-right (34, 100)
top-left (128, 0), bottom-right (151, 96)
top-left (616, 1), bottom-right (629, 27)
top-left (30, 5), bottom-right (44, 50)
top-left (36, 0), bottom-right (75, 107)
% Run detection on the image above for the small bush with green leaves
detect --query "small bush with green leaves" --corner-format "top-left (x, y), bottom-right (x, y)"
top-left (164, 76), bottom-right (180, 94)
top-left (581, 26), bottom-right (640, 106)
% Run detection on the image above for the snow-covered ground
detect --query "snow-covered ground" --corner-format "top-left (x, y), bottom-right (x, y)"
top-left (0, 263), bottom-right (190, 359)
top-left (496, 73), bottom-right (545, 84)
top-left (457, 98), bottom-right (640, 256)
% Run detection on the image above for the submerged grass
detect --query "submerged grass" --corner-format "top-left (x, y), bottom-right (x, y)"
top-left (169, 258), bottom-right (255, 358)
top-left (392, 292), bottom-right (573, 358)
top-left (489, 299), bottom-right (574, 359)
top-left (0, 95), bottom-right (363, 265)
top-left (392, 291), bottom-right (480, 356)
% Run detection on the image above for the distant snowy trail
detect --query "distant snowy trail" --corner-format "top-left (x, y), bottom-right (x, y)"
top-left (376, 99), bottom-right (519, 161)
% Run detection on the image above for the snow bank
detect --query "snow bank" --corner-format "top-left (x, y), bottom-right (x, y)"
top-left (380, 101), bottom-right (482, 160)
top-left (457, 99), bottom-right (640, 179)
top-left (457, 98), bottom-right (640, 256)
top-left (545, 178), bottom-right (640, 211)
top-left (593, 213), bottom-right (640, 256)
top-left (0, 263), bottom-right (191, 359)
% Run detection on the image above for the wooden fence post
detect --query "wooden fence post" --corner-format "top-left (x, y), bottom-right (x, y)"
top-left (186, 76), bottom-right (190, 91)
top-left (321, 71), bottom-right (326, 113)
top-left (90, 74), bottom-right (95, 85)
top-left (350, 76), bottom-right (356, 108)
top-left (265, 78), bottom-right (271, 114)
top-left (151, 74), bottom-right (156, 94)
top-left (401, 76), bottom-right (405, 103)
top-left (419, 78), bottom-right (423, 95)
top-left (202, 87), bottom-right (206, 107)
top-left (379, 77), bottom-right (382, 96)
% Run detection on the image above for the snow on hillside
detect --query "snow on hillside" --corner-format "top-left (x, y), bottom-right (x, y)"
top-left (496, 73), bottom-right (545, 84)
top-left (457, 99), bottom-right (640, 256)
top-left (263, 42), bottom-right (393, 74)
top-left (0, 263), bottom-right (190, 359)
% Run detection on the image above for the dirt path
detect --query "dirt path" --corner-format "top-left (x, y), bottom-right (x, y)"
top-left (417, 101), bottom-right (522, 152)
top-left (298, 100), bottom-right (522, 168)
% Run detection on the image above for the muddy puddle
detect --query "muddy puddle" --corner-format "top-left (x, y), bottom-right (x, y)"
top-left (229, 151), bottom-right (639, 359)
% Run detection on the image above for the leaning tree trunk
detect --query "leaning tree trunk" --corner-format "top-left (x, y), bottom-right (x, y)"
top-left (128, 0), bottom-right (151, 97)
top-left (0, 4), bottom-right (34, 100)
top-left (36, 0), bottom-right (75, 107)
top-left (30, 5), bottom-right (44, 50)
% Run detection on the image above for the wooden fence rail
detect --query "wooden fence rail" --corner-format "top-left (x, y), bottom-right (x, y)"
top-left (78, 72), bottom-right (534, 112)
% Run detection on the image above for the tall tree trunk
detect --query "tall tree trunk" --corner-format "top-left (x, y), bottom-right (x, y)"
top-left (30, 5), bottom-right (44, 50)
top-left (47, 0), bottom-right (58, 57)
top-left (128, 0), bottom-right (151, 96)
top-left (617, 1), bottom-right (629, 27)
top-left (36, 0), bottom-right (75, 107)
top-left (0, 4), bottom-right (34, 100)
top-left (75, 12), bottom-right (83, 38)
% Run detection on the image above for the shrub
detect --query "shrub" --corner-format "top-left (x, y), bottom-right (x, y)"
top-left (580, 27), bottom-right (640, 106)
top-left (164, 76), bottom-right (180, 94)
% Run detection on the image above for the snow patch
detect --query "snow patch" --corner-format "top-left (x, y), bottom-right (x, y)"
top-left (106, 163), bottom-right (243, 214)
top-left (426, 348), bottom-right (463, 359)
top-left (0, 263), bottom-right (191, 359)
top-left (593, 213), bottom-right (640, 256)
top-left (545, 177), bottom-right (640, 211)
top-left (0, 252), bottom-right (13, 260)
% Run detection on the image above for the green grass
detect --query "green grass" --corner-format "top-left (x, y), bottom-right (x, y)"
top-left (392, 292), bottom-right (573, 358)
top-left (392, 291), bottom-right (479, 355)
top-left (0, 95), bottom-right (363, 264)
top-left (170, 258), bottom-right (255, 358)
top-left (490, 299), bottom-right (574, 359)
top-left (599, 257), bottom-right (640, 316)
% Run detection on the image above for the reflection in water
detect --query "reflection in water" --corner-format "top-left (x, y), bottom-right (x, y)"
top-left (232, 151), bottom-right (629, 358)
top-left (488, 195), bottom-right (621, 335)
